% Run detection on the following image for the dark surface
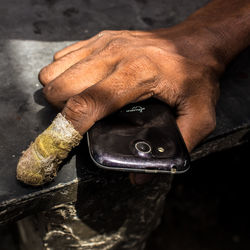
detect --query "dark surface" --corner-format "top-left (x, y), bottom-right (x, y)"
top-left (1, 143), bottom-right (250, 250)
top-left (0, 0), bottom-right (250, 224)
top-left (146, 143), bottom-right (250, 250)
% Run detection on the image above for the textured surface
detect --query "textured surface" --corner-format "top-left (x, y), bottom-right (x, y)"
top-left (2, 144), bottom-right (250, 250)
top-left (16, 113), bottom-right (82, 186)
top-left (0, 0), bottom-right (250, 248)
top-left (18, 175), bottom-right (172, 250)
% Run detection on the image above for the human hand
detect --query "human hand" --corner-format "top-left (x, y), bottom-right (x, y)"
top-left (39, 28), bottom-right (220, 184)
top-left (17, 0), bottom-right (250, 186)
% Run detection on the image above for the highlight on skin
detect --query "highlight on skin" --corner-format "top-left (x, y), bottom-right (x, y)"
top-left (16, 113), bottom-right (82, 186)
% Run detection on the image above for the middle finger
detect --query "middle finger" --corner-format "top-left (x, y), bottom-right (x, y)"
top-left (43, 53), bottom-right (121, 108)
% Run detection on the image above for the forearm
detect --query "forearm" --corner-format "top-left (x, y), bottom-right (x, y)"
top-left (165, 0), bottom-right (250, 74)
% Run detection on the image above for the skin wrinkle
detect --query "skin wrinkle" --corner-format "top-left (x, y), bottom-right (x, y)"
top-left (43, 56), bottom-right (119, 107)
top-left (54, 33), bottom-right (105, 61)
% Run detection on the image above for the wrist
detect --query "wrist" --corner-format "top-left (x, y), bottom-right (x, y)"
top-left (186, 15), bottom-right (250, 67)
top-left (175, 0), bottom-right (250, 75)
top-left (159, 23), bottom-right (227, 76)
top-left (157, 0), bottom-right (250, 77)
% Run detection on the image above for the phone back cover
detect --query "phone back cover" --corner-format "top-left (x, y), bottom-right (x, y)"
top-left (87, 99), bottom-right (190, 173)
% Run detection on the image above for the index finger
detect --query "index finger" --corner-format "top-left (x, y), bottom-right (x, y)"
top-left (16, 56), bottom-right (159, 186)
top-left (62, 56), bottom-right (159, 134)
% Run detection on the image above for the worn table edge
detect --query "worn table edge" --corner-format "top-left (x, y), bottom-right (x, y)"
top-left (0, 124), bottom-right (249, 224)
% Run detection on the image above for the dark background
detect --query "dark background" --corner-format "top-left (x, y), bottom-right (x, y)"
top-left (146, 143), bottom-right (250, 250)
top-left (1, 143), bottom-right (250, 250)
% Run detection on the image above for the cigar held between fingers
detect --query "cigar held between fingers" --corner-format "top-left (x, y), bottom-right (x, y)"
top-left (16, 113), bottom-right (82, 186)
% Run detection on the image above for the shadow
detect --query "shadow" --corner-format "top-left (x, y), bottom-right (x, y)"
top-left (75, 139), bottom-right (131, 234)
top-left (74, 139), bottom-right (172, 242)
top-left (33, 88), bottom-right (58, 127)
top-left (1, 0), bottom-right (250, 248)
top-left (146, 142), bottom-right (250, 250)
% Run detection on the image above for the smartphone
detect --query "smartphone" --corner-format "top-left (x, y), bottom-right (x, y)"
top-left (87, 98), bottom-right (190, 174)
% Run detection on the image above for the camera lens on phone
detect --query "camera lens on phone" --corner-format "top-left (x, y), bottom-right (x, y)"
top-left (135, 141), bottom-right (151, 153)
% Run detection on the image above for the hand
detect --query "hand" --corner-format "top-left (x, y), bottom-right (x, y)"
top-left (39, 28), bottom-right (220, 184)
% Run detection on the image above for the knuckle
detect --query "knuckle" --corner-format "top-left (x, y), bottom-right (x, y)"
top-left (66, 96), bottom-right (88, 116)
top-left (117, 55), bottom-right (159, 92)
top-left (38, 66), bottom-right (52, 85)
top-left (98, 30), bottom-right (130, 37)
top-left (64, 94), bottom-right (96, 122)
top-left (42, 84), bottom-right (51, 98)
top-left (205, 116), bottom-right (216, 132)
top-left (129, 55), bottom-right (158, 79)
top-left (97, 30), bottom-right (111, 38)
top-left (42, 85), bottom-right (64, 108)
top-left (145, 45), bottom-right (166, 55)
top-left (117, 30), bottom-right (132, 37)
top-left (133, 55), bottom-right (154, 68)
top-left (42, 84), bottom-right (55, 103)
top-left (53, 51), bottom-right (61, 61)
top-left (103, 37), bottom-right (128, 52)
top-left (199, 109), bottom-right (216, 134)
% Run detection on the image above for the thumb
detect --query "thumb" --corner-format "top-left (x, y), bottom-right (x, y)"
top-left (176, 105), bottom-right (216, 152)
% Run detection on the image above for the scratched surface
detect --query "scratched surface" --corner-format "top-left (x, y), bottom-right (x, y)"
top-left (0, 0), bottom-right (249, 224)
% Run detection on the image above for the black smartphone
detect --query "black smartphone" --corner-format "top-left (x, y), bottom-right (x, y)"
top-left (87, 99), bottom-right (190, 174)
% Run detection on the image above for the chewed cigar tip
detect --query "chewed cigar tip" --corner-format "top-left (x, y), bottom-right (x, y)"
top-left (16, 113), bottom-right (82, 186)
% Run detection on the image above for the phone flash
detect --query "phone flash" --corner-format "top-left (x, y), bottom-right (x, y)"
top-left (157, 147), bottom-right (165, 153)
top-left (171, 166), bottom-right (177, 173)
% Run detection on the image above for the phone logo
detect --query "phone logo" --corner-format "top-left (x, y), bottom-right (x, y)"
top-left (125, 106), bottom-right (145, 113)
